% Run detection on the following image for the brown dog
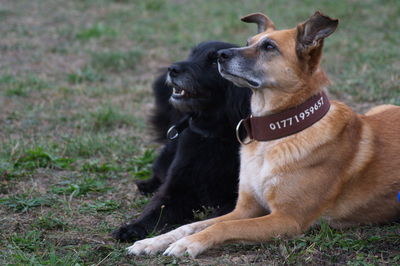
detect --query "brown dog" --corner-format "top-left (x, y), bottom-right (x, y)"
top-left (127, 11), bottom-right (400, 258)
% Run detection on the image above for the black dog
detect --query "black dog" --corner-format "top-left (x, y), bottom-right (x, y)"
top-left (113, 41), bottom-right (251, 242)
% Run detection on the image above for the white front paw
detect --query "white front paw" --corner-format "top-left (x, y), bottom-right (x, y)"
top-left (126, 234), bottom-right (175, 255)
top-left (126, 223), bottom-right (204, 256)
top-left (163, 237), bottom-right (207, 258)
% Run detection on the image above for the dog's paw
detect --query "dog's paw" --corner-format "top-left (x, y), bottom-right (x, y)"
top-left (126, 233), bottom-right (176, 256)
top-left (126, 222), bottom-right (207, 256)
top-left (163, 236), bottom-right (208, 258)
top-left (112, 223), bottom-right (147, 242)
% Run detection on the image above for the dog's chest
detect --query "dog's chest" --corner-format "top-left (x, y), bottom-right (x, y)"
top-left (240, 142), bottom-right (280, 210)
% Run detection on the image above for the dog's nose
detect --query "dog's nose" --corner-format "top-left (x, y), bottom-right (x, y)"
top-left (217, 49), bottom-right (233, 62)
top-left (168, 64), bottom-right (182, 77)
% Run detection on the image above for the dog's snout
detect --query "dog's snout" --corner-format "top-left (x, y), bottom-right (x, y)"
top-left (168, 64), bottom-right (182, 77)
top-left (217, 49), bottom-right (234, 62)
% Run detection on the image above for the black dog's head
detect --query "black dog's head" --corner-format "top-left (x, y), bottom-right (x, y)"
top-left (166, 41), bottom-right (248, 115)
top-left (151, 41), bottom-right (251, 142)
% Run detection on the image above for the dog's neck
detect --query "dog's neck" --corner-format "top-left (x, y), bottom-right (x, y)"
top-left (186, 112), bottom-right (235, 140)
top-left (251, 70), bottom-right (329, 116)
top-left (190, 112), bottom-right (226, 130)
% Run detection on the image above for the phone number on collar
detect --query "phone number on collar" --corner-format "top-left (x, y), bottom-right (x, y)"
top-left (269, 96), bottom-right (325, 130)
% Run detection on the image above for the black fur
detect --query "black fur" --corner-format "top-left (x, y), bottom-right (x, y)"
top-left (112, 41), bottom-right (251, 242)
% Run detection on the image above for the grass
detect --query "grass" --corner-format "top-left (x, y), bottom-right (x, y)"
top-left (0, 0), bottom-right (399, 265)
top-left (130, 149), bottom-right (156, 180)
top-left (75, 23), bottom-right (117, 40)
top-left (32, 212), bottom-right (68, 230)
top-left (1, 75), bottom-right (49, 96)
top-left (0, 194), bottom-right (54, 212)
top-left (81, 199), bottom-right (121, 213)
top-left (90, 50), bottom-right (143, 72)
top-left (88, 104), bottom-right (136, 131)
top-left (51, 177), bottom-right (111, 198)
top-left (14, 147), bottom-right (74, 170)
top-left (67, 66), bottom-right (104, 84)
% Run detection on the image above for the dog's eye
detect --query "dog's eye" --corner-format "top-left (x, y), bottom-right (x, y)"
top-left (263, 41), bottom-right (276, 51)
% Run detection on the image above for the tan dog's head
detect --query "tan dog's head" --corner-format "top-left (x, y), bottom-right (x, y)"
top-left (218, 12), bottom-right (338, 92)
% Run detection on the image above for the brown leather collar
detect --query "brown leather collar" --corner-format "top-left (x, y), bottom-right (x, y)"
top-left (237, 91), bottom-right (330, 144)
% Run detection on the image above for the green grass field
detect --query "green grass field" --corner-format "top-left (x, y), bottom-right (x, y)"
top-left (0, 0), bottom-right (399, 265)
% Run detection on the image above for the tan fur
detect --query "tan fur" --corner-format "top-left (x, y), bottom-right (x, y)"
top-left (127, 12), bottom-right (400, 258)
top-left (365, 104), bottom-right (396, 116)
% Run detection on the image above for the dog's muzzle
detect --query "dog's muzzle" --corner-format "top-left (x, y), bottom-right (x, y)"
top-left (217, 49), bottom-right (235, 64)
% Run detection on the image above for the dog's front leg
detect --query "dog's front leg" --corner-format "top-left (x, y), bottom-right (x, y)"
top-left (164, 212), bottom-right (302, 258)
top-left (127, 191), bottom-right (265, 255)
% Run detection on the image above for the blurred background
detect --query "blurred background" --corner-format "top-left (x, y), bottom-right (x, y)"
top-left (0, 0), bottom-right (399, 265)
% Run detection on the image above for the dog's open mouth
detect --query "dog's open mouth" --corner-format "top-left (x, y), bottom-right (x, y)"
top-left (171, 86), bottom-right (196, 100)
top-left (166, 74), bottom-right (203, 102)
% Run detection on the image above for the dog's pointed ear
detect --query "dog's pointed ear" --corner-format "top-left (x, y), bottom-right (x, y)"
top-left (241, 13), bottom-right (276, 34)
top-left (296, 11), bottom-right (338, 53)
top-left (296, 11), bottom-right (338, 72)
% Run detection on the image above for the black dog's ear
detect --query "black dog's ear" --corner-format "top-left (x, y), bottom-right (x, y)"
top-left (296, 11), bottom-right (338, 72)
top-left (241, 12), bottom-right (276, 34)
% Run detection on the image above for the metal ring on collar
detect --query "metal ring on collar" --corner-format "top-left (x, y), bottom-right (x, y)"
top-left (235, 119), bottom-right (254, 145)
top-left (167, 125), bottom-right (179, 140)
